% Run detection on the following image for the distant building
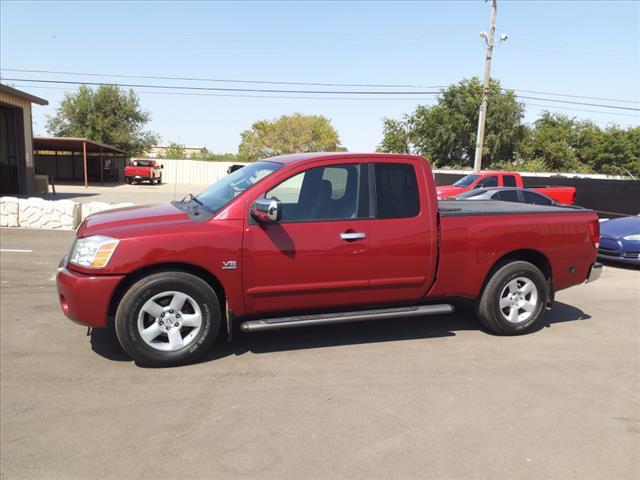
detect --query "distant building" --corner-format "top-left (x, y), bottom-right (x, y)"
top-left (147, 145), bottom-right (208, 158)
top-left (0, 84), bottom-right (48, 195)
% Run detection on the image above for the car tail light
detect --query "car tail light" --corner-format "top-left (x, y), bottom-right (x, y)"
top-left (588, 219), bottom-right (600, 249)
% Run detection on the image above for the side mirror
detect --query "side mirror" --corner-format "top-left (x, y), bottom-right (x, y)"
top-left (251, 198), bottom-right (281, 224)
top-left (160, 165), bottom-right (164, 169)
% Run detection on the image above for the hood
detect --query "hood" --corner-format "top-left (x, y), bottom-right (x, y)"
top-left (436, 185), bottom-right (465, 198)
top-left (78, 203), bottom-right (191, 238)
top-left (600, 215), bottom-right (640, 239)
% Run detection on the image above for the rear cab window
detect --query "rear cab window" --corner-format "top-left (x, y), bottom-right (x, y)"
top-left (373, 163), bottom-right (420, 219)
top-left (503, 175), bottom-right (517, 187)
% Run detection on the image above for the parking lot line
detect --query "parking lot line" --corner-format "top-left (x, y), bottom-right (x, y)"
top-left (0, 249), bottom-right (34, 253)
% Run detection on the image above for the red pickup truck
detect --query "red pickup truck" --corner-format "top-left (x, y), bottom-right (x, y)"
top-left (57, 153), bottom-right (601, 367)
top-left (437, 171), bottom-right (576, 204)
top-left (124, 159), bottom-right (163, 184)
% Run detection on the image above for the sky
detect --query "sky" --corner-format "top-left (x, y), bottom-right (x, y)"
top-left (1, 0), bottom-right (639, 153)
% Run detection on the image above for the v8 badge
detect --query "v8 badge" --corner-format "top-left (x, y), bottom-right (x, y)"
top-left (222, 260), bottom-right (237, 270)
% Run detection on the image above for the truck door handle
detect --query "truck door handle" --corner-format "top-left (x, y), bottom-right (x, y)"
top-left (340, 231), bottom-right (366, 241)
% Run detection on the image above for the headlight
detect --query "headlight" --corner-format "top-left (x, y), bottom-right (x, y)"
top-left (69, 235), bottom-right (119, 269)
top-left (623, 233), bottom-right (640, 241)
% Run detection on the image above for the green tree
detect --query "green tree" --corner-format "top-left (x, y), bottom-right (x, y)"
top-left (238, 113), bottom-right (345, 161)
top-left (518, 112), bottom-right (587, 172)
top-left (378, 78), bottom-right (526, 168)
top-left (46, 84), bottom-right (158, 156)
top-left (378, 118), bottom-right (412, 154)
top-left (159, 142), bottom-right (187, 159)
top-left (585, 126), bottom-right (640, 176)
top-left (518, 113), bottom-right (640, 176)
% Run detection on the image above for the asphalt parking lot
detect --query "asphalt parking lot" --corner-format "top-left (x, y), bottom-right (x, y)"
top-left (43, 182), bottom-right (210, 205)
top-left (1, 228), bottom-right (639, 480)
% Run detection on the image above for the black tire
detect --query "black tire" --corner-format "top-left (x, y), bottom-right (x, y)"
top-left (156, 175), bottom-right (162, 185)
top-left (115, 271), bottom-right (222, 367)
top-left (126, 177), bottom-right (132, 184)
top-left (477, 261), bottom-right (548, 335)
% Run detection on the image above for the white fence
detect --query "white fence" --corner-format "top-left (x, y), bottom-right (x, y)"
top-left (140, 159), bottom-right (634, 186)
top-left (140, 159), bottom-right (250, 185)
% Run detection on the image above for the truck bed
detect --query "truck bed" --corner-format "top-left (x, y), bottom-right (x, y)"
top-left (431, 199), bottom-right (598, 300)
top-left (438, 199), bottom-right (585, 216)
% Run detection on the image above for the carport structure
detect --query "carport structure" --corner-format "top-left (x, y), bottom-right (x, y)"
top-left (33, 136), bottom-right (128, 187)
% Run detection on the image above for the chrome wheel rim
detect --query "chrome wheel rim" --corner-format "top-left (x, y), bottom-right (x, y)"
top-left (137, 291), bottom-right (202, 351)
top-left (499, 277), bottom-right (539, 324)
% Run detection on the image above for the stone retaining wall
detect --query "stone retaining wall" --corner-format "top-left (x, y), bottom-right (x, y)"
top-left (0, 197), bottom-right (134, 230)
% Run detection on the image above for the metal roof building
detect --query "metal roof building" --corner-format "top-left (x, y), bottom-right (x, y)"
top-left (0, 84), bottom-right (48, 195)
top-left (33, 137), bottom-right (128, 187)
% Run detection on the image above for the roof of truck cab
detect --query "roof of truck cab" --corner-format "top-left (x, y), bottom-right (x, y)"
top-left (265, 152), bottom-right (425, 166)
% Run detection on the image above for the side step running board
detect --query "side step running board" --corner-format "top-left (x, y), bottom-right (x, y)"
top-left (239, 304), bottom-right (454, 333)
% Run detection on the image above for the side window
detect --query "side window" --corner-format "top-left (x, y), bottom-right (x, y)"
top-left (495, 190), bottom-right (519, 202)
top-left (266, 164), bottom-right (361, 222)
top-left (374, 163), bottom-right (420, 219)
top-left (477, 175), bottom-right (498, 188)
top-left (503, 175), bottom-right (517, 187)
top-left (267, 171), bottom-right (305, 205)
top-left (522, 191), bottom-right (552, 205)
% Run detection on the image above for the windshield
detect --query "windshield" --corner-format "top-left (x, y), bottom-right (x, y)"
top-left (453, 174), bottom-right (480, 187)
top-left (132, 160), bottom-right (153, 167)
top-left (195, 161), bottom-right (283, 213)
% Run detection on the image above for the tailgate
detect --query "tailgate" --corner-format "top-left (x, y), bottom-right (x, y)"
top-left (125, 167), bottom-right (151, 177)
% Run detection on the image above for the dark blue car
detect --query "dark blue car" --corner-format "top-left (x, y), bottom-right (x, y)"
top-left (598, 214), bottom-right (640, 265)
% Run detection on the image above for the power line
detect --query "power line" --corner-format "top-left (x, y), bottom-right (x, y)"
top-left (524, 102), bottom-right (639, 118)
top-left (13, 83), bottom-right (638, 123)
top-left (0, 68), bottom-right (444, 89)
top-left (0, 77), bottom-right (442, 96)
top-left (8, 83), bottom-right (440, 102)
top-left (2, 67), bottom-right (638, 105)
top-left (510, 88), bottom-right (639, 104)
top-left (516, 95), bottom-right (640, 112)
top-left (12, 85), bottom-right (638, 128)
top-left (5, 77), bottom-right (638, 112)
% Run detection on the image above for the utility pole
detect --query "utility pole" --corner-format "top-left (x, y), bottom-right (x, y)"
top-left (473, 0), bottom-right (498, 172)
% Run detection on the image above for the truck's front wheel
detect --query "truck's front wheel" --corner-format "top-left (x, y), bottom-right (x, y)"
top-left (115, 271), bottom-right (221, 367)
top-left (477, 261), bottom-right (548, 335)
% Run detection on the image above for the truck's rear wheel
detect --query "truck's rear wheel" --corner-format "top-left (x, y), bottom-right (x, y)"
top-left (477, 261), bottom-right (548, 335)
top-left (115, 271), bottom-right (221, 367)
top-left (126, 177), bottom-right (132, 184)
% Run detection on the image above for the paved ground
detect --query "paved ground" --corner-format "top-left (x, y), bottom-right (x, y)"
top-left (41, 182), bottom-right (210, 205)
top-left (1, 228), bottom-right (639, 480)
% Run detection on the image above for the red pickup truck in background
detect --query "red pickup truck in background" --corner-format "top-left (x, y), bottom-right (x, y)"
top-left (57, 153), bottom-right (601, 367)
top-left (436, 171), bottom-right (576, 204)
top-left (124, 159), bottom-right (163, 185)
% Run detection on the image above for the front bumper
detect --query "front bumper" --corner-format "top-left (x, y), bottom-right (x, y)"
top-left (597, 252), bottom-right (640, 265)
top-left (585, 262), bottom-right (603, 283)
top-left (56, 267), bottom-right (125, 328)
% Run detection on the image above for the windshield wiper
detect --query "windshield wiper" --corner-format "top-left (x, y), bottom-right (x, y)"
top-left (180, 193), bottom-right (208, 216)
